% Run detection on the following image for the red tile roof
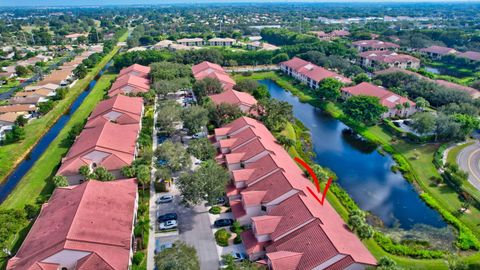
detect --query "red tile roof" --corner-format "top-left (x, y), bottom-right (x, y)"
top-left (457, 51), bottom-right (480, 62)
top-left (7, 179), bottom-right (137, 270)
top-left (325, 255), bottom-right (355, 270)
top-left (352, 40), bottom-right (400, 49)
top-left (192, 61), bottom-right (225, 75)
top-left (360, 50), bottom-right (420, 64)
top-left (118, 63), bottom-right (151, 78)
top-left (57, 118), bottom-right (139, 176)
top-left (108, 74), bottom-right (150, 97)
top-left (215, 116), bottom-right (376, 269)
top-left (266, 251), bottom-right (303, 270)
top-left (252, 215), bottom-right (282, 235)
top-left (210, 89), bottom-right (257, 109)
top-left (420, 45), bottom-right (456, 56)
top-left (280, 57), bottom-right (351, 84)
top-left (88, 94), bottom-right (144, 125)
top-left (342, 82), bottom-right (415, 109)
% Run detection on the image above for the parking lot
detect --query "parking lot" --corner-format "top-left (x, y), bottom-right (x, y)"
top-left (153, 181), bottom-right (220, 270)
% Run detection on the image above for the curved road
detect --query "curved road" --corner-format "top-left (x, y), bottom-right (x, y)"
top-left (457, 142), bottom-right (480, 191)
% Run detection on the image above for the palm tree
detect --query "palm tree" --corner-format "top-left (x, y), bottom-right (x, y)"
top-left (136, 216), bottom-right (150, 249)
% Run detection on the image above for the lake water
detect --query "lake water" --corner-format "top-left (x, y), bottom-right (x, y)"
top-left (261, 79), bottom-right (447, 230)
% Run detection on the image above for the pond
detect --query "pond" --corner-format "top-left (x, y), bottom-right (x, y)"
top-left (0, 61), bottom-right (112, 203)
top-left (260, 79), bottom-right (447, 230)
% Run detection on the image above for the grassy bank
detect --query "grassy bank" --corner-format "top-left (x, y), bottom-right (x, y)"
top-left (236, 71), bottom-right (480, 268)
top-left (0, 30), bottom-right (128, 183)
top-left (0, 73), bottom-right (116, 210)
top-left (0, 72), bottom-right (116, 269)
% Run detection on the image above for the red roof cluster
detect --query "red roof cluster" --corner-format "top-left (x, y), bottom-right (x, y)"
top-left (342, 82), bottom-right (415, 109)
top-left (57, 64), bottom-right (147, 181)
top-left (352, 40), bottom-right (400, 50)
top-left (420, 45), bottom-right (457, 56)
top-left (7, 179), bottom-right (138, 270)
top-left (359, 50), bottom-right (420, 64)
top-left (457, 51), bottom-right (480, 62)
top-left (192, 61), bottom-right (236, 90)
top-left (192, 61), bottom-right (257, 112)
top-left (214, 117), bottom-right (376, 270)
top-left (109, 64), bottom-right (151, 97)
top-left (280, 57), bottom-right (352, 84)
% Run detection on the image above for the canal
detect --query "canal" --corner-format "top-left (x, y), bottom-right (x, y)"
top-left (0, 61), bottom-right (112, 203)
top-left (261, 79), bottom-right (447, 230)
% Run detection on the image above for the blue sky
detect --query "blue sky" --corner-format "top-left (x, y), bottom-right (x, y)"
top-left (2, 0), bottom-right (480, 7)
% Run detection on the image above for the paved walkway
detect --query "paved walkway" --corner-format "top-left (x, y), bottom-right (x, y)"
top-left (457, 141), bottom-right (480, 191)
top-left (147, 97), bottom-right (158, 270)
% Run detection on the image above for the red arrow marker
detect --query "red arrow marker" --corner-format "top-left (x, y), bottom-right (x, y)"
top-left (294, 157), bottom-right (333, 206)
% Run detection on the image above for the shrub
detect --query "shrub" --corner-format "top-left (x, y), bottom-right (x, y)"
top-left (234, 234), bottom-right (242, 244)
top-left (132, 252), bottom-right (145, 265)
top-left (154, 181), bottom-right (168, 193)
top-left (421, 193), bottom-right (480, 250)
top-left (374, 232), bottom-right (444, 259)
top-left (24, 204), bottom-right (40, 219)
top-left (209, 206), bottom-right (221, 215)
top-left (215, 229), bottom-right (231, 247)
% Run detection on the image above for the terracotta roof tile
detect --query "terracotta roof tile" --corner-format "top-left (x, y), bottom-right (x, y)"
top-left (342, 82), bottom-right (415, 109)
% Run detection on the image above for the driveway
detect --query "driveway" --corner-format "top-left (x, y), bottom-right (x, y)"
top-left (153, 184), bottom-right (219, 270)
top-left (457, 141), bottom-right (480, 191)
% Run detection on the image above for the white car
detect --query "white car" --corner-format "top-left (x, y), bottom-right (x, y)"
top-left (156, 195), bottom-right (174, 204)
top-left (159, 220), bottom-right (178, 230)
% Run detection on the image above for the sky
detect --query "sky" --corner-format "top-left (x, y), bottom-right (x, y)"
top-left (2, 0), bottom-right (480, 7)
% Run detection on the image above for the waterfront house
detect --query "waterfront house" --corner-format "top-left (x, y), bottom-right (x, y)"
top-left (88, 94), bottom-right (144, 125)
top-left (279, 57), bottom-right (351, 89)
top-left (7, 179), bottom-right (138, 270)
top-left (341, 82), bottom-right (417, 118)
top-left (359, 50), bottom-right (420, 69)
top-left (214, 117), bottom-right (377, 269)
top-left (192, 61), bottom-right (236, 90)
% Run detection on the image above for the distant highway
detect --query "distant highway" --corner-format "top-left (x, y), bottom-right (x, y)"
top-left (457, 142), bottom-right (480, 191)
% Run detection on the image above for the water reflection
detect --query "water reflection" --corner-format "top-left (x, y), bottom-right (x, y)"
top-left (260, 79), bottom-right (447, 230)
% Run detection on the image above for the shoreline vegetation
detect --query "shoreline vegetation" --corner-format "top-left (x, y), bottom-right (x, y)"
top-left (0, 30), bottom-right (128, 184)
top-left (233, 70), bottom-right (480, 269)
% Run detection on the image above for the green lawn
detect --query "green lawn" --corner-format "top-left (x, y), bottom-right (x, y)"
top-left (447, 141), bottom-right (475, 165)
top-left (236, 71), bottom-right (480, 268)
top-left (0, 31), bottom-right (128, 183)
top-left (0, 80), bottom-right (20, 93)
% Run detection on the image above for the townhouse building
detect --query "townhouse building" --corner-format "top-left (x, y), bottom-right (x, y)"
top-left (7, 179), bottom-right (138, 270)
top-left (214, 117), bottom-right (376, 270)
top-left (341, 82), bottom-right (417, 118)
top-left (359, 50), bottom-right (420, 69)
top-left (352, 40), bottom-right (400, 52)
top-left (280, 57), bottom-right (352, 89)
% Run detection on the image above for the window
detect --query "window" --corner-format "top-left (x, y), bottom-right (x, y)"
top-left (261, 205), bottom-right (267, 212)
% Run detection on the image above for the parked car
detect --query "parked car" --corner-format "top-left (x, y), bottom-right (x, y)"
top-left (230, 252), bottom-right (247, 262)
top-left (159, 220), bottom-right (178, 230)
top-left (156, 195), bottom-right (174, 204)
top-left (157, 212), bottom-right (178, 223)
top-left (214, 219), bottom-right (234, 228)
top-left (192, 132), bottom-right (206, 139)
top-left (155, 239), bottom-right (174, 254)
top-left (216, 197), bottom-right (227, 205)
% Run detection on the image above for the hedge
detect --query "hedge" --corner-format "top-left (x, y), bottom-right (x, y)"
top-left (209, 206), bottom-right (221, 215)
top-left (421, 193), bottom-right (480, 250)
top-left (373, 232), bottom-right (445, 259)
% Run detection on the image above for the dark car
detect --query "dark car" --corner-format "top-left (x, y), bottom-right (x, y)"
top-left (158, 212), bottom-right (178, 223)
top-left (214, 219), bottom-right (234, 228)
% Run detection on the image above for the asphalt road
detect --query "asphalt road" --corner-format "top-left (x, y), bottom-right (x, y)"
top-left (153, 186), bottom-right (219, 270)
top-left (457, 142), bottom-right (480, 191)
